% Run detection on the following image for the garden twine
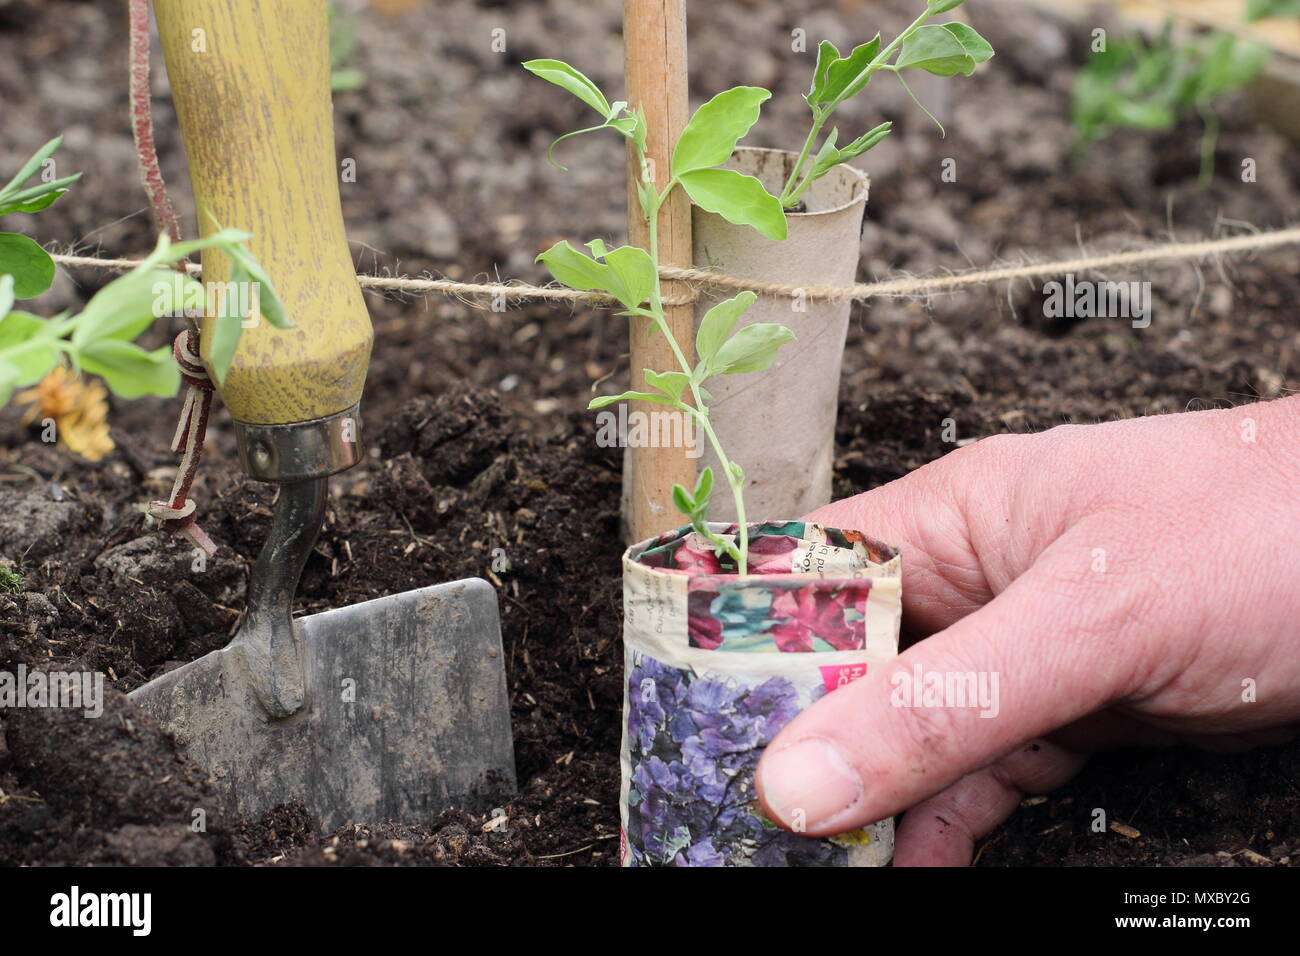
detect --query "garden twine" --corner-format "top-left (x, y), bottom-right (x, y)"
top-left (51, 225), bottom-right (1300, 308)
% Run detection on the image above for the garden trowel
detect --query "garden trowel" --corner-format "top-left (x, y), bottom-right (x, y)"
top-left (130, 0), bottom-right (515, 832)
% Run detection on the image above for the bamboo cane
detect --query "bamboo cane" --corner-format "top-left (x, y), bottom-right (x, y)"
top-left (623, 0), bottom-right (696, 542)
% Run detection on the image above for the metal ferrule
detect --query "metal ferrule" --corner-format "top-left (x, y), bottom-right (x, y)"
top-left (234, 404), bottom-right (363, 483)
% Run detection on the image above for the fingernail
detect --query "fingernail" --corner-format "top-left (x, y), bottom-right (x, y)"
top-left (758, 736), bottom-right (863, 832)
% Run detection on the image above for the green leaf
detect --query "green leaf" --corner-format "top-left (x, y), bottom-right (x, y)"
top-left (192, 214), bottom-right (293, 330)
top-left (643, 368), bottom-right (690, 403)
top-left (671, 482), bottom-right (695, 518)
top-left (927, 0), bottom-right (966, 13)
top-left (0, 359), bottom-right (18, 407)
top-left (0, 179), bottom-right (79, 217)
top-left (810, 128), bottom-right (842, 181)
top-left (636, 177), bottom-right (657, 221)
top-left (629, 103), bottom-right (648, 155)
top-left (608, 107), bottom-right (641, 144)
top-left (0, 274), bottom-right (12, 319)
top-left (0, 189), bottom-right (65, 217)
top-left (808, 41), bottom-right (839, 104)
top-left (838, 121), bottom-right (893, 163)
top-left (672, 86), bottom-right (771, 176)
top-left (813, 35), bottom-right (882, 106)
top-left (604, 245), bottom-right (657, 310)
top-left (712, 322), bottom-right (795, 375)
top-left (1195, 36), bottom-right (1268, 99)
top-left (77, 339), bottom-right (180, 399)
top-left (1247, 0), bottom-right (1300, 19)
top-left (0, 341), bottom-right (60, 388)
top-left (0, 233), bottom-right (55, 299)
top-left (696, 291), bottom-right (756, 366)
top-left (588, 390), bottom-right (675, 409)
top-left (537, 239), bottom-right (654, 310)
top-left (809, 123), bottom-right (896, 186)
top-left (894, 24), bottom-right (977, 77)
top-left (1114, 99), bottom-right (1176, 129)
top-left (70, 267), bottom-right (191, 347)
top-left (206, 262), bottom-right (250, 386)
top-left (155, 228), bottom-right (252, 267)
top-left (692, 465), bottom-right (714, 511)
top-left (0, 310), bottom-right (60, 387)
top-left (0, 171), bottom-right (80, 205)
top-left (330, 68), bottom-right (366, 92)
top-left (522, 59), bottom-right (612, 118)
top-left (0, 136), bottom-right (63, 200)
top-left (538, 239), bottom-right (610, 289)
top-left (940, 23), bottom-right (994, 64)
top-left (679, 168), bottom-right (787, 240)
top-left (0, 308), bottom-right (48, 349)
top-left (0, 135), bottom-right (79, 218)
top-left (221, 241), bottom-right (292, 330)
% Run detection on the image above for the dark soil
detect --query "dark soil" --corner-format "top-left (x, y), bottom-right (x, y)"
top-left (1, 0), bottom-right (1297, 866)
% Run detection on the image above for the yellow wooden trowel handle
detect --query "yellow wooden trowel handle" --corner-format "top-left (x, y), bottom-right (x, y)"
top-left (155, 0), bottom-right (371, 428)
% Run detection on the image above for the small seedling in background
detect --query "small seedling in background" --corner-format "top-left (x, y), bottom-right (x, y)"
top-left (524, 60), bottom-right (793, 573)
top-left (1072, 21), bottom-right (1270, 186)
top-left (1245, 0), bottom-right (1300, 19)
top-left (0, 136), bottom-right (82, 299)
top-left (329, 1), bottom-right (366, 92)
top-left (780, 0), bottom-right (994, 209)
top-left (0, 564), bottom-right (23, 595)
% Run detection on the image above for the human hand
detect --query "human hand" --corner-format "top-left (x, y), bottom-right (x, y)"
top-left (755, 397), bottom-right (1300, 865)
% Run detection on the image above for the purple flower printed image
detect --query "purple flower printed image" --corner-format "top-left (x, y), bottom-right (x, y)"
top-left (623, 651), bottom-right (848, 867)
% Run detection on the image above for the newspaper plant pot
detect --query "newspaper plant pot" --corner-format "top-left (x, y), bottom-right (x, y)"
top-left (694, 147), bottom-right (869, 521)
top-left (619, 521), bottom-right (902, 867)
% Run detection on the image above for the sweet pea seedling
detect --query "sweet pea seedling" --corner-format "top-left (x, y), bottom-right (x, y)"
top-left (524, 60), bottom-right (792, 573)
top-left (1071, 21), bottom-right (1269, 186)
top-left (524, 0), bottom-right (992, 571)
top-left (780, 0), bottom-right (994, 208)
top-left (0, 135), bottom-right (291, 405)
top-left (0, 230), bottom-right (290, 407)
top-left (0, 136), bottom-right (82, 300)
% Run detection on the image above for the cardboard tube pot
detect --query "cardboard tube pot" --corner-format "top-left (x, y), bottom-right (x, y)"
top-left (694, 148), bottom-right (869, 521)
top-left (618, 521), bottom-right (901, 867)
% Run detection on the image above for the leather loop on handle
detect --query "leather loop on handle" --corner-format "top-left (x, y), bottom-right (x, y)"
top-left (155, 0), bottom-right (372, 425)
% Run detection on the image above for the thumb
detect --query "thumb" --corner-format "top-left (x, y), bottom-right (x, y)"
top-left (754, 539), bottom-right (1149, 836)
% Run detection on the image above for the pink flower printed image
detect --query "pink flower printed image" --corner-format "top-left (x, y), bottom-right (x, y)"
top-left (687, 588), bottom-right (724, 649)
top-left (768, 585), bottom-right (868, 653)
top-left (745, 534), bottom-right (799, 575)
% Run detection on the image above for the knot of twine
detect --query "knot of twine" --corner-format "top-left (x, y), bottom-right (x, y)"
top-left (146, 330), bottom-right (217, 557)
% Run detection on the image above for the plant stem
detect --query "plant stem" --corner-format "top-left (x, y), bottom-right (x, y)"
top-left (643, 177), bottom-right (750, 574)
top-left (1197, 99), bottom-right (1219, 189)
top-left (778, 112), bottom-right (825, 207)
top-left (695, 412), bottom-right (749, 572)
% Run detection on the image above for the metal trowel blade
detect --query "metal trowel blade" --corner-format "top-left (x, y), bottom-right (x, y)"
top-left (130, 577), bottom-right (516, 833)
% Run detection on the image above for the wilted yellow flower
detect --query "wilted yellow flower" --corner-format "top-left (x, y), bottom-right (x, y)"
top-left (15, 367), bottom-right (116, 462)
